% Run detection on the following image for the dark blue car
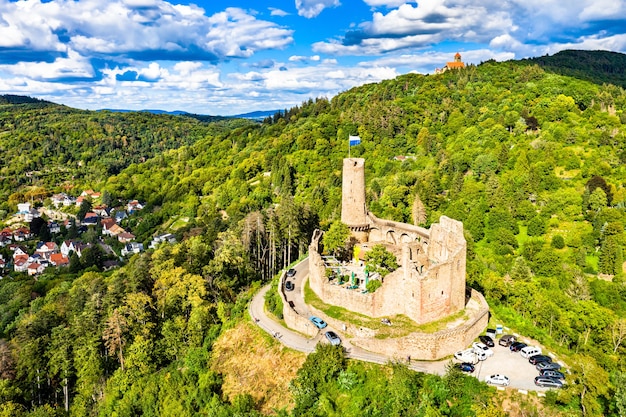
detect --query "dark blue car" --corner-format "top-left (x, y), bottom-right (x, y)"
top-left (454, 362), bottom-right (475, 373)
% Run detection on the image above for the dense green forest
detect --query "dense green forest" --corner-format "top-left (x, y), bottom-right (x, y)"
top-left (1, 50), bottom-right (626, 416)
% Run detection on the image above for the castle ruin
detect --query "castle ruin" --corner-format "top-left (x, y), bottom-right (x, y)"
top-left (298, 157), bottom-right (489, 359)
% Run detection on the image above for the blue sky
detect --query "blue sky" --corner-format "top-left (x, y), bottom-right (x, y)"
top-left (1, 0), bottom-right (625, 115)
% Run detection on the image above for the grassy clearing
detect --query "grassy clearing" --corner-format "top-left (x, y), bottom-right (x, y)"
top-left (516, 225), bottom-right (529, 247)
top-left (169, 216), bottom-right (189, 230)
top-left (210, 320), bottom-right (306, 414)
top-left (304, 280), bottom-right (467, 338)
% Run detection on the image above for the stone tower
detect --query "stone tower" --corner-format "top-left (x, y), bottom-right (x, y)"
top-left (341, 158), bottom-right (369, 239)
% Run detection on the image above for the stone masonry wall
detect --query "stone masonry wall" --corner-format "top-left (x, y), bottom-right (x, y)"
top-left (281, 274), bottom-right (318, 338)
top-left (344, 289), bottom-right (489, 360)
top-left (308, 216), bottom-right (467, 325)
top-left (341, 158), bottom-right (368, 228)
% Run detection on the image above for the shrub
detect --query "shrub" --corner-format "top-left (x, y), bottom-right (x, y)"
top-left (366, 279), bottom-right (382, 293)
top-left (551, 235), bottom-right (565, 249)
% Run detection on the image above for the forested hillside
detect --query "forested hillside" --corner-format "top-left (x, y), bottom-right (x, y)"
top-left (0, 98), bottom-right (252, 207)
top-left (1, 51), bottom-right (626, 416)
top-left (523, 49), bottom-right (626, 89)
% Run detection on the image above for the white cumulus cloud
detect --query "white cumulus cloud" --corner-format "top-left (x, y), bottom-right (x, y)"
top-left (295, 0), bottom-right (341, 18)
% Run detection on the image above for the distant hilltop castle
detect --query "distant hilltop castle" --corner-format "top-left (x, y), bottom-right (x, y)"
top-left (435, 52), bottom-right (465, 74)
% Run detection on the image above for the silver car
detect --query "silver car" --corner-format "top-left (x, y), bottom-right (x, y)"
top-left (325, 331), bottom-right (341, 346)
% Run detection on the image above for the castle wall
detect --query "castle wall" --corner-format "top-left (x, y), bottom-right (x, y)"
top-left (309, 215), bottom-right (468, 325)
top-left (281, 273), bottom-right (319, 338)
top-left (308, 288), bottom-right (489, 360)
top-left (348, 290), bottom-right (489, 360)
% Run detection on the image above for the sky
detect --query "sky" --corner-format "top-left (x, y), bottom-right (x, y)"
top-left (1, 0), bottom-right (625, 116)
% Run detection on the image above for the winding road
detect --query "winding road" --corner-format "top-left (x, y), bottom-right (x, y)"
top-left (248, 258), bottom-right (446, 375)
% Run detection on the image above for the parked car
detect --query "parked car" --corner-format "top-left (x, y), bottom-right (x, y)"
top-left (454, 348), bottom-right (480, 363)
top-left (485, 374), bottom-right (510, 386)
top-left (534, 376), bottom-right (563, 388)
top-left (540, 370), bottom-right (565, 380)
top-left (325, 331), bottom-right (341, 345)
top-left (520, 346), bottom-right (542, 358)
top-left (509, 342), bottom-right (527, 352)
top-left (536, 362), bottom-right (561, 371)
top-left (286, 268), bottom-right (297, 277)
top-left (454, 362), bottom-right (475, 373)
top-left (284, 281), bottom-right (295, 291)
top-left (479, 335), bottom-right (495, 347)
top-left (472, 342), bottom-right (494, 357)
top-left (499, 334), bottom-right (517, 347)
top-left (309, 316), bottom-right (327, 329)
top-left (529, 354), bottom-right (552, 365)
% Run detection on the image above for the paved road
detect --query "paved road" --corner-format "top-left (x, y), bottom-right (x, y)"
top-left (249, 258), bottom-right (554, 391)
top-left (249, 259), bottom-right (446, 375)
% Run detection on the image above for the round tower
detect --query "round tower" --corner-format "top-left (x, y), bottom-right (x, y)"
top-left (341, 158), bottom-right (369, 240)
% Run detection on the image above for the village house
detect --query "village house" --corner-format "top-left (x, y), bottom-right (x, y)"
top-left (27, 263), bottom-right (45, 276)
top-left (82, 212), bottom-right (99, 226)
top-left (117, 232), bottom-right (135, 243)
top-left (35, 242), bottom-right (59, 260)
top-left (114, 210), bottom-right (128, 223)
top-left (109, 224), bottom-right (126, 237)
top-left (93, 205), bottom-right (111, 217)
top-left (13, 227), bottom-right (32, 242)
top-left (121, 242), bottom-right (144, 257)
top-left (48, 221), bottom-right (61, 234)
top-left (14, 258), bottom-right (28, 273)
top-left (127, 200), bottom-right (144, 214)
top-left (101, 218), bottom-right (116, 234)
top-left (61, 241), bottom-right (76, 257)
top-left (149, 233), bottom-right (176, 249)
top-left (50, 253), bottom-right (69, 267)
top-left (80, 189), bottom-right (101, 199)
top-left (51, 193), bottom-right (75, 207)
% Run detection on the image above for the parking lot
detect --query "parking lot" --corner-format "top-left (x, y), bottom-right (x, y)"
top-left (462, 340), bottom-right (565, 392)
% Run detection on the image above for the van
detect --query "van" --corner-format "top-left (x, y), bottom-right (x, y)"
top-left (520, 346), bottom-right (541, 358)
top-left (498, 334), bottom-right (516, 347)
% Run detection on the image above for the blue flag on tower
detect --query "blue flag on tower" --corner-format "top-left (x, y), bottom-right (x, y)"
top-left (349, 135), bottom-right (361, 146)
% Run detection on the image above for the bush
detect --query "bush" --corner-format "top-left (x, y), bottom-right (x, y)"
top-left (366, 279), bottom-right (382, 293)
top-left (264, 277), bottom-right (284, 319)
top-left (551, 235), bottom-right (565, 249)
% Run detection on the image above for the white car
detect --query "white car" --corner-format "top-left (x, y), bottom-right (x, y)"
top-left (485, 374), bottom-right (510, 386)
top-left (472, 342), bottom-right (494, 357)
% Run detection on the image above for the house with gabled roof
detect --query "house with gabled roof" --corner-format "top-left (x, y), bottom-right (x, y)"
top-left (127, 200), bottom-right (144, 214)
top-left (12, 246), bottom-right (29, 259)
top-left (149, 233), bottom-right (176, 249)
top-left (101, 218), bottom-right (117, 235)
top-left (82, 212), bottom-right (99, 226)
top-left (61, 241), bottom-right (76, 257)
top-left (13, 227), bottom-right (32, 242)
top-left (93, 205), bottom-right (110, 217)
top-left (48, 221), bottom-right (61, 234)
top-left (14, 258), bottom-right (28, 273)
top-left (27, 262), bottom-right (45, 276)
top-left (107, 224), bottom-right (125, 237)
top-left (50, 253), bottom-right (69, 267)
top-left (121, 242), bottom-right (144, 256)
top-left (114, 210), bottom-right (128, 223)
top-left (35, 242), bottom-right (59, 259)
top-left (117, 232), bottom-right (135, 243)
